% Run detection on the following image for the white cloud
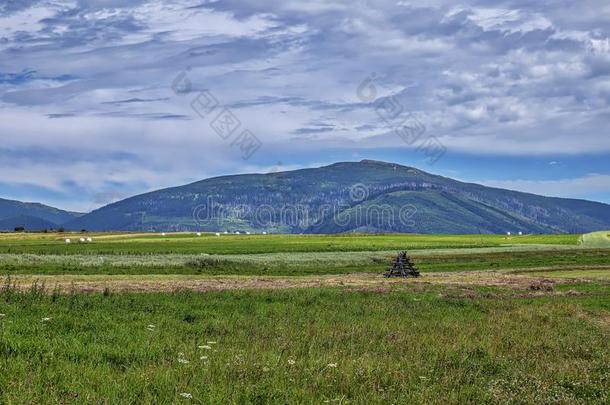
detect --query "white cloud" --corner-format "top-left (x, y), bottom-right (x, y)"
top-left (0, 0), bottom-right (609, 209)
top-left (481, 174), bottom-right (610, 199)
top-left (0, 5), bottom-right (55, 38)
top-left (126, 1), bottom-right (279, 43)
top-left (465, 8), bottom-right (553, 34)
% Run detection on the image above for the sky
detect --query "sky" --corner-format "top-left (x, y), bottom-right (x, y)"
top-left (1, 0), bottom-right (610, 212)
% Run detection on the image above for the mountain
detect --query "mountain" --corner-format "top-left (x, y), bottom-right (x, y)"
top-left (0, 198), bottom-right (82, 229)
top-left (66, 160), bottom-right (610, 234)
top-left (0, 215), bottom-right (60, 231)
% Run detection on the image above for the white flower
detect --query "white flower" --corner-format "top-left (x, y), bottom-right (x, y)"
top-left (200, 356), bottom-right (208, 360)
top-left (178, 358), bottom-right (189, 364)
top-left (287, 359), bottom-right (296, 365)
top-left (207, 341), bottom-right (217, 344)
top-left (147, 324), bottom-right (155, 329)
top-left (327, 363), bottom-right (338, 368)
top-left (198, 345), bottom-right (212, 350)
top-left (41, 317), bottom-right (51, 322)
top-left (179, 392), bottom-right (192, 399)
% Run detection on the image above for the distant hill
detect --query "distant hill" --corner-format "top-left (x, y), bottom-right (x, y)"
top-left (0, 215), bottom-right (60, 232)
top-left (0, 198), bottom-right (82, 229)
top-left (66, 160), bottom-right (610, 234)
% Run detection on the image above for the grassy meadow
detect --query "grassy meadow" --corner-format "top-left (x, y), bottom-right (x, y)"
top-left (0, 232), bottom-right (581, 255)
top-left (0, 247), bottom-right (609, 277)
top-left (0, 231), bottom-right (609, 403)
top-left (1, 286), bottom-right (609, 404)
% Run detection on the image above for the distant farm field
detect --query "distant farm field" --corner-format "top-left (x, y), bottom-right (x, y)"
top-left (0, 232), bottom-right (605, 277)
top-left (0, 232), bottom-right (609, 403)
top-left (0, 232), bottom-right (581, 255)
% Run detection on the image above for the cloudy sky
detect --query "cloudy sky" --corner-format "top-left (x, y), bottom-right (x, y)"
top-left (1, 0), bottom-right (610, 212)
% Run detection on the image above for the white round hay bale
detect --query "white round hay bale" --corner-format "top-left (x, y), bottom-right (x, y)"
top-left (86, 237), bottom-right (93, 243)
top-left (235, 231), bottom-right (240, 235)
top-left (161, 232), bottom-right (166, 236)
top-left (262, 231), bottom-right (267, 235)
top-left (215, 232), bottom-right (220, 236)
top-left (518, 231), bottom-right (523, 236)
top-left (79, 238), bottom-right (86, 243)
top-left (196, 232), bottom-right (202, 236)
top-left (223, 231), bottom-right (228, 234)
top-left (64, 238), bottom-right (71, 244)
top-left (246, 231), bottom-right (251, 235)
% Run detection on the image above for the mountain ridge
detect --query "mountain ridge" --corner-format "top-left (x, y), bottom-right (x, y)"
top-left (0, 197), bottom-right (83, 229)
top-left (64, 160), bottom-right (610, 234)
top-left (0, 215), bottom-right (61, 231)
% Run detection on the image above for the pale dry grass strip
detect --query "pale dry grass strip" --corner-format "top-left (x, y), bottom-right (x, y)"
top-left (3, 270), bottom-right (584, 294)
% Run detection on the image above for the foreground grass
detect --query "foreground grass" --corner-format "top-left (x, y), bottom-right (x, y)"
top-left (0, 286), bottom-right (608, 404)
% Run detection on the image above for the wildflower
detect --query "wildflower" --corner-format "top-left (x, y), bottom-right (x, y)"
top-left (287, 359), bottom-right (296, 365)
top-left (327, 363), bottom-right (338, 368)
top-left (147, 324), bottom-right (155, 329)
top-left (41, 317), bottom-right (51, 322)
top-left (200, 356), bottom-right (208, 360)
top-left (179, 392), bottom-right (192, 399)
top-left (178, 358), bottom-right (190, 364)
top-left (207, 341), bottom-right (217, 344)
top-left (198, 345), bottom-right (212, 350)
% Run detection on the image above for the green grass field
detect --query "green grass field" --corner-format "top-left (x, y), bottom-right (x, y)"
top-left (1, 286), bottom-right (609, 404)
top-left (0, 232), bottom-right (581, 255)
top-left (0, 248), bottom-right (609, 277)
top-left (0, 232), bottom-right (609, 403)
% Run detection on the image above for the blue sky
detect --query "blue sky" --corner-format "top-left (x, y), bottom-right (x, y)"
top-left (1, 0), bottom-right (609, 212)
